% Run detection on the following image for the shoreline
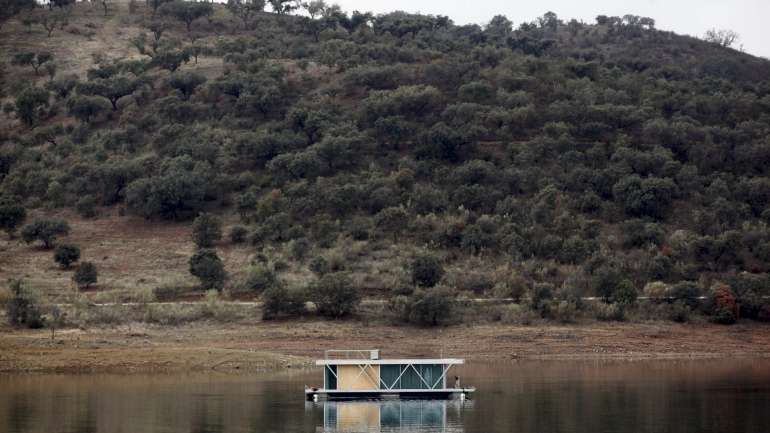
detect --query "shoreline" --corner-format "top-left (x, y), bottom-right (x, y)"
top-left (2, 320), bottom-right (769, 374)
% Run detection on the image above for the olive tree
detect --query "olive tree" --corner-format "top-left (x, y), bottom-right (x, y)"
top-left (15, 87), bottom-right (50, 126)
top-left (269, 0), bottom-right (300, 15)
top-left (11, 52), bottom-right (53, 76)
top-left (226, 0), bottom-right (265, 29)
top-left (66, 95), bottom-right (111, 123)
top-left (160, 0), bottom-right (214, 32)
top-left (168, 71), bottom-right (207, 100)
top-left (78, 75), bottom-right (141, 111)
top-left (20, 219), bottom-right (70, 249)
top-left (53, 243), bottom-right (81, 269)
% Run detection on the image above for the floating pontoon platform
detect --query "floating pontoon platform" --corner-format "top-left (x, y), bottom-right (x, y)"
top-left (305, 350), bottom-right (475, 401)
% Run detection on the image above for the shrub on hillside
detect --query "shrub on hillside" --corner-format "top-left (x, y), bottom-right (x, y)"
top-left (309, 255), bottom-right (331, 276)
top-left (404, 287), bottom-right (456, 326)
top-left (5, 279), bottom-right (44, 329)
top-left (492, 270), bottom-right (530, 301)
top-left (706, 282), bottom-right (737, 324)
top-left (53, 243), bottom-right (81, 269)
top-left (311, 273), bottom-right (360, 318)
top-left (229, 225), bottom-right (248, 244)
top-left (189, 249), bottom-right (226, 290)
top-left (410, 254), bottom-right (444, 288)
top-left (0, 200), bottom-right (27, 238)
top-left (669, 281), bottom-right (702, 308)
top-left (643, 281), bottom-right (670, 300)
top-left (74, 262), bottom-right (98, 290)
top-left (593, 302), bottom-right (625, 322)
top-left (611, 279), bottom-right (638, 306)
top-left (192, 213), bottom-right (222, 248)
top-left (668, 301), bottom-right (692, 323)
top-left (20, 218), bottom-right (70, 249)
top-left (288, 237), bottom-right (310, 261)
top-left (240, 265), bottom-right (278, 295)
top-left (76, 196), bottom-right (98, 218)
top-left (529, 283), bottom-right (555, 317)
top-left (262, 285), bottom-right (306, 320)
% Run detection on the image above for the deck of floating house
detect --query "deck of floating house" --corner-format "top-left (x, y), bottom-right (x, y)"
top-left (305, 350), bottom-right (475, 401)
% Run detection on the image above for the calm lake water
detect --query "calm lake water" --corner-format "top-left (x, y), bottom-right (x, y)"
top-left (1, 359), bottom-right (770, 433)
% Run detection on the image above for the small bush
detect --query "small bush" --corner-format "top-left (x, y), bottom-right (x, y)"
top-left (153, 283), bottom-right (194, 301)
top-left (449, 269), bottom-right (494, 294)
top-left (21, 218), bottom-right (70, 249)
top-left (192, 213), bottom-right (223, 248)
top-left (76, 196), bottom-right (98, 218)
top-left (594, 303), bottom-right (625, 321)
top-left (410, 254), bottom-right (444, 288)
top-left (500, 304), bottom-right (538, 325)
top-left (240, 265), bottom-right (278, 294)
top-left (229, 225), bottom-right (248, 244)
top-left (0, 201), bottom-right (27, 238)
top-left (74, 262), bottom-right (98, 289)
top-left (5, 280), bottom-right (44, 329)
top-left (309, 256), bottom-right (330, 276)
top-left (262, 285), bottom-right (306, 320)
top-left (611, 279), bottom-right (638, 306)
top-left (643, 281), bottom-right (669, 300)
top-left (668, 301), bottom-right (691, 323)
top-left (712, 308), bottom-right (736, 325)
top-left (404, 287), bottom-right (456, 326)
top-left (189, 249), bottom-right (226, 290)
top-left (312, 273), bottom-right (360, 318)
top-left (289, 237), bottom-right (310, 261)
top-left (530, 283), bottom-right (554, 316)
top-left (553, 301), bottom-right (579, 323)
top-left (53, 243), bottom-right (81, 269)
top-left (669, 281), bottom-right (702, 308)
top-left (492, 271), bottom-right (529, 301)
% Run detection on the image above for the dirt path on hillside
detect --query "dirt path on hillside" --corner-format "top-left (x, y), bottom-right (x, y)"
top-left (1, 321), bottom-right (768, 373)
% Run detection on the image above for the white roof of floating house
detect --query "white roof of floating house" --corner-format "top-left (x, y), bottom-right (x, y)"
top-left (316, 350), bottom-right (464, 366)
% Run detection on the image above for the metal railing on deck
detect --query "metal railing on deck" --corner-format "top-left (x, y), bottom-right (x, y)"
top-left (324, 349), bottom-right (380, 360)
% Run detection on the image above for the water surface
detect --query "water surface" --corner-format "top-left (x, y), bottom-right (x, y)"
top-left (1, 359), bottom-right (769, 433)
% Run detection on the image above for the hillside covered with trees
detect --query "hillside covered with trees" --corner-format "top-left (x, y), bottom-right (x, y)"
top-left (2, 0), bottom-right (770, 328)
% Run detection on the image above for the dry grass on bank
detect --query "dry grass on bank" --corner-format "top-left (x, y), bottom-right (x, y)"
top-left (1, 319), bottom-right (769, 373)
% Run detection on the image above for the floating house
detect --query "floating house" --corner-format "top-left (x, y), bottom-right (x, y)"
top-left (306, 350), bottom-right (475, 401)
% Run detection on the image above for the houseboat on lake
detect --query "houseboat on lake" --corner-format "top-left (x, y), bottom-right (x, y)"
top-left (305, 350), bottom-right (475, 401)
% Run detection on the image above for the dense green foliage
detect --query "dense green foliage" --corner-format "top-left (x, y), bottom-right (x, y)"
top-left (312, 272), bottom-right (360, 318)
top-left (403, 287), bottom-right (456, 326)
top-left (5, 279), bottom-right (43, 328)
top-left (0, 199), bottom-right (26, 237)
top-left (53, 243), bottom-right (80, 269)
top-left (189, 249), bottom-right (227, 290)
top-left (2, 3), bottom-right (770, 325)
top-left (20, 219), bottom-right (69, 248)
top-left (191, 212), bottom-right (222, 248)
top-left (74, 261), bottom-right (98, 289)
top-left (262, 285), bottom-right (306, 319)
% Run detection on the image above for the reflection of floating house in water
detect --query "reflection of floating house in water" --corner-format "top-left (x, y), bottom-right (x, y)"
top-left (305, 350), bottom-right (475, 401)
top-left (314, 400), bottom-right (468, 433)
